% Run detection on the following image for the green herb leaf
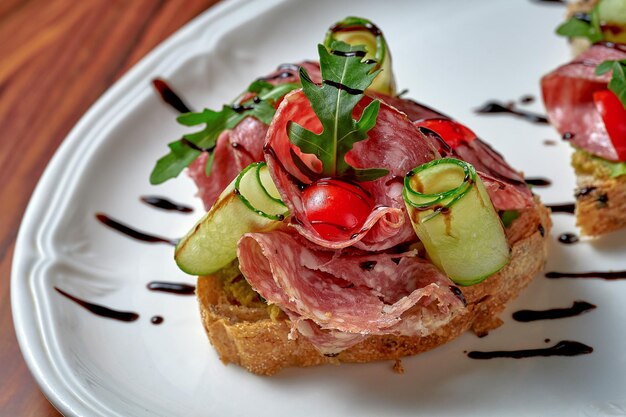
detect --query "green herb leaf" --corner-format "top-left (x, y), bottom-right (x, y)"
top-left (149, 81), bottom-right (299, 185)
top-left (499, 210), bottom-right (520, 228)
top-left (596, 60), bottom-right (615, 75)
top-left (556, 6), bottom-right (603, 42)
top-left (287, 41), bottom-right (388, 181)
top-left (178, 106), bottom-right (240, 145)
top-left (556, 18), bottom-right (595, 38)
top-left (596, 59), bottom-right (626, 108)
top-left (246, 80), bottom-right (274, 94)
top-left (150, 140), bottom-right (201, 185)
top-left (608, 61), bottom-right (626, 108)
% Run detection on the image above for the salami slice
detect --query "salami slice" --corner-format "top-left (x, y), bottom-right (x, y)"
top-left (541, 43), bottom-right (626, 161)
top-left (264, 90), bottom-right (440, 250)
top-left (288, 315), bottom-right (368, 355)
top-left (237, 230), bottom-right (466, 353)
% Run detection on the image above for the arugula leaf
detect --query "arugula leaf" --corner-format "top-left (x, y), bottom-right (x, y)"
top-left (287, 41), bottom-right (388, 181)
top-left (595, 60), bottom-right (617, 75)
top-left (556, 6), bottom-right (603, 42)
top-left (150, 141), bottom-right (202, 185)
top-left (150, 81), bottom-right (299, 185)
top-left (596, 59), bottom-right (626, 108)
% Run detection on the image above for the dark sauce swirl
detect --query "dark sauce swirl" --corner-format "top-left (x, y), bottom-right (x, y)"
top-left (475, 101), bottom-right (549, 124)
top-left (329, 20), bottom-right (382, 37)
top-left (146, 281), bottom-right (196, 295)
top-left (546, 270), bottom-right (626, 280)
top-left (55, 287), bottom-right (139, 322)
top-left (512, 301), bottom-right (596, 322)
top-left (467, 340), bottom-right (593, 359)
top-left (152, 79), bottom-right (192, 114)
top-left (322, 79), bottom-right (364, 95)
top-left (525, 177), bottom-right (552, 187)
top-left (95, 213), bottom-right (178, 246)
top-left (546, 203), bottom-right (575, 214)
top-left (140, 196), bottom-right (193, 213)
top-left (558, 232), bottom-right (579, 244)
top-left (330, 49), bottom-right (367, 58)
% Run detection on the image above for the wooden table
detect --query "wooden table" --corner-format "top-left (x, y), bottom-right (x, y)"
top-left (0, 1), bottom-right (219, 414)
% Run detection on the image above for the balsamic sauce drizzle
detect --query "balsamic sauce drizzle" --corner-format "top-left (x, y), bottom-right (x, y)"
top-left (151, 316), bottom-right (164, 325)
top-left (575, 186), bottom-right (596, 198)
top-left (467, 340), bottom-right (593, 359)
top-left (152, 79), bottom-right (193, 114)
top-left (95, 213), bottom-right (178, 246)
top-left (231, 104), bottom-right (254, 113)
top-left (558, 232), bottom-right (579, 245)
top-left (449, 286), bottom-right (467, 306)
top-left (512, 301), bottom-right (596, 322)
top-left (140, 196), bottom-right (193, 213)
top-left (329, 20), bottom-right (382, 36)
top-left (525, 177), bottom-right (552, 187)
top-left (475, 101), bottom-right (549, 124)
top-left (330, 49), bottom-right (367, 58)
top-left (146, 281), bottom-right (196, 295)
top-left (546, 270), bottom-right (626, 280)
top-left (55, 287), bottom-right (140, 322)
top-left (323, 79), bottom-right (364, 95)
top-left (180, 138), bottom-right (213, 153)
top-left (531, 0), bottom-right (567, 4)
top-left (546, 203), bottom-right (575, 214)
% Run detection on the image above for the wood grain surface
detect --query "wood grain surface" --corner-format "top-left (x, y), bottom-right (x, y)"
top-left (0, 1), bottom-right (219, 415)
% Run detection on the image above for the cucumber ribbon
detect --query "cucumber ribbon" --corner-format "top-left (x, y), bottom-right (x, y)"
top-left (403, 158), bottom-right (510, 286)
top-left (175, 162), bottom-right (288, 275)
top-left (325, 16), bottom-right (396, 96)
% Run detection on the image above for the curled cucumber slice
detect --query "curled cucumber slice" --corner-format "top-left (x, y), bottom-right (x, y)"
top-left (325, 16), bottom-right (396, 96)
top-left (175, 162), bottom-right (288, 275)
top-left (403, 158), bottom-right (510, 286)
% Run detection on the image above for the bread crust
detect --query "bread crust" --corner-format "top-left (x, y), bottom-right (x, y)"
top-left (575, 174), bottom-right (626, 236)
top-left (197, 201), bottom-right (551, 375)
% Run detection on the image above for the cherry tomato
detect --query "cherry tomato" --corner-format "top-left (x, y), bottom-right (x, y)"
top-left (416, 118), bottom-right (477, 150)
top-left (593, 89), bottom-right (626, 161)
top-left (301, 178), bottom-right (374, 241)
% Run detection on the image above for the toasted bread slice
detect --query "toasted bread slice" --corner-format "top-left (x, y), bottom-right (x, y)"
top-left (572, 149), bottom-right (626, 236)
top-left (197, 201), bottom-right (551, 375)
top-left (575, 174), bottom-right (626, 235)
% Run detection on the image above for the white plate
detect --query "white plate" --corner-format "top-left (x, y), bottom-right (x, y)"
top-left (12, 0), bottom-right (626, 416)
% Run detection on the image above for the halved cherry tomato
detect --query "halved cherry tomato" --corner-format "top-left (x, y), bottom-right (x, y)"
top-left (593, 89), bottom-right (626, 161)
top-left (415, 118), bottom-right (477, 150)
top-left (301, 178), bottom-right (374, 241)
